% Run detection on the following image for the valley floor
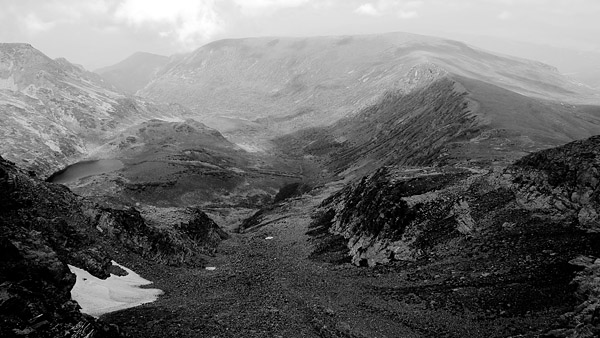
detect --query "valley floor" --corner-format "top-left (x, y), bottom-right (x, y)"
top-left (103, 183), bottom-right (566, 338)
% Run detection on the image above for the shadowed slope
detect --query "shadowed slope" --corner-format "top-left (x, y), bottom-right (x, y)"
top-left (276, 74), bottom-right (600, 178)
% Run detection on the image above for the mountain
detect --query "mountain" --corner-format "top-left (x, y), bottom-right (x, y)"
top-left (95, 52), bottom-right (170, 94)
top-left (139, 32), bottom-right (598, 140)
top-left (2, 33), bottom-right (600, 337)
top-left (0, 43), bottom-right (187, 176)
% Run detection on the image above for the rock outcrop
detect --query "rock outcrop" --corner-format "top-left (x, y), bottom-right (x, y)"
top-left (510, 135), bottom-right (600, 233)
top-left (313, 135), bottom-right (600, 336)
top-left (317, 166), bottom-right (474, 266)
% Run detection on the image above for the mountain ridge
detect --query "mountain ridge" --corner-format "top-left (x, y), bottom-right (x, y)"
top-left (136, 32), bottom-right (597, 151)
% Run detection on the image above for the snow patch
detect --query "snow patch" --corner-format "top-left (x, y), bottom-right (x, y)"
top-left (68, 261), bottom-right (162, 318)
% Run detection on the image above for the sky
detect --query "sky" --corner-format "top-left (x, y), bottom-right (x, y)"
top-left (1, 0), bottom-right (599, 70)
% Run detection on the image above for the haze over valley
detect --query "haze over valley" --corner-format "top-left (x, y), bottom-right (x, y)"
top-left (2, 1), bottom-right (600, 337)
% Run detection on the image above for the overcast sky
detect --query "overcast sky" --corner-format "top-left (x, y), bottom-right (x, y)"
top-left (1, 0), bottom-right (599, 70)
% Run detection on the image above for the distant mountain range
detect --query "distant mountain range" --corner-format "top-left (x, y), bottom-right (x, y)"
top-left (137, 33), bottom-right (598, 135)
top-left (97, 33), bottom-right (600, 177)
top-left (4, 33), bottom-right (600, 178)
top-left (459, 35), bottom-right (600, 89)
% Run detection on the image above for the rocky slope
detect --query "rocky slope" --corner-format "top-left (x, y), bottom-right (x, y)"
top-left (308, 135), bottom-right (600, 336)
top-left (95, 52), bottom-right (170, 95)
top-left (0, 155), bottom-right (227, 336)
top-left (0, 43), bottom-right (187, 176)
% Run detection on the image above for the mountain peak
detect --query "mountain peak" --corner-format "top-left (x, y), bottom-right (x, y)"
top-left (95, 51), bottom-right (169, 94)
top-left (0, 42), bottom-right (35, 51)
top-left (96, 51), bottom-right (168, 72)
top-left (0, 42), bottom-right (52, 63)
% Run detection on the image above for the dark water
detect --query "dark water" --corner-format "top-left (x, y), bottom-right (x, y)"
top-left (48, 159), bottom-right (124, 184)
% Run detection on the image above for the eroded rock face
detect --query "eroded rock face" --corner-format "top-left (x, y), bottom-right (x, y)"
top-left (319, 136), bottom-right (600, 266)
top-left (0, 155), bottom-right (227, 336)
top-left (320, 166), bottom-right (473, 266)
top-left (510, 135), bottom-right (600, 233)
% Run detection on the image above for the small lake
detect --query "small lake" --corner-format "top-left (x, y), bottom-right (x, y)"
top-left (48, 159), bottom-right (124, 184)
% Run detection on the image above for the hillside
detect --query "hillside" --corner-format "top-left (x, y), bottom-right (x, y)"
top-left (0, 43), bottom-right (187, 176)
top-left (96, 52), bottom-right (170, 94)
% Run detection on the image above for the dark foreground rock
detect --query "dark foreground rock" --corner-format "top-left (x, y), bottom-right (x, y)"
top-left (0, 155), bottom-right (227, 337)
top-left (311, 135), bottom-right (600, 337)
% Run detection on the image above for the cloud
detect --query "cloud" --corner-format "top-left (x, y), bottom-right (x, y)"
top-left (114, 0), bottom-right (224, 48)
top-left (497, 10), bottom-right (513, 20)
top-left (354, 0), bottom-right (422, 19)
top-left (232, 0), bottom-right (313, 16)
top-left (354, 3), bottom-right (381, 16)
top-left (14, 0), bottom-right (112, 35)
top-left (398, 10), bottom-right (418, 19)
top-left (21, 13), bottom-right (56, 34)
